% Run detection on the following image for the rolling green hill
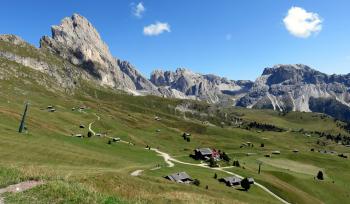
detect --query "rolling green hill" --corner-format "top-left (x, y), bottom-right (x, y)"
top-left (0, 38), bottom-right (350, 204)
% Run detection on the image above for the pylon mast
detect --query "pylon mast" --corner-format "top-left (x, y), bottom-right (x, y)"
top-left (18, 102), bottom-right (29, 133)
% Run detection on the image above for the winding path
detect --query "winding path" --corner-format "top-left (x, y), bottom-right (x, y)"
top-left (88, 113), bottom-right (289, 203)
top-left (130, 170), bottom-right (144, 176)
top-left (149, 148), bottom-right (290, 204)
top-left (88, 122), bottom-right (96, 135)
top-left (88, 114), bottom-right (101, 136)
top-left (89, 113), bottom-right (134, 146)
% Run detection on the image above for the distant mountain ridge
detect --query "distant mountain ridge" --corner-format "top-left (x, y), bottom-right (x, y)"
top-left (1, 14), bottom-right (350, 121)
top-left (237, 64), bottom-right (350, 111)
top-left (150, 68), bottom-right (253, 104)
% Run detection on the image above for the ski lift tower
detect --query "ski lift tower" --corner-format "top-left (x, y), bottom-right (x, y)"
top-left (18, 101), bottom-right (29, 133)
top-left (257, 161), bottom-right (263, 174)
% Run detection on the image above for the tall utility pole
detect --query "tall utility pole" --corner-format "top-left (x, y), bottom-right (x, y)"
top-left (257, 161), bottom-right (263, 174)
top-left (18, 102), bottom-right (29, 133)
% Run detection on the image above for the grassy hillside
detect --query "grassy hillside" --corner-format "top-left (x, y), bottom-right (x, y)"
top-left (0, 52), bottom-right (350, 203)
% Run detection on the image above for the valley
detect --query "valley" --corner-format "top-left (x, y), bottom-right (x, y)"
top-left (0, 57), bottom-right (350, 203)
top-left (1, 12), bottom-right (350, 204)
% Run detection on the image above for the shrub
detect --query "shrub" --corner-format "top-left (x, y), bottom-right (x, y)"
top-left (214, 173), bottom-right (217, 179)
top-left (221, 152), bottom-right (231, 162)
top-left (87, 131), bottom-right (92, 137)
top-left (233, 160), bottom-right (240, 167)
top-left (209, 157), bottom-right (218, 167)
top-left (193, 179), bottom-right (200, 186)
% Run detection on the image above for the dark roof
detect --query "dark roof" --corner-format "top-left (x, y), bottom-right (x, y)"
top-left (165, 172), bottom-right (192, 182)
top-left (195, 148), bottom-right (212, 155)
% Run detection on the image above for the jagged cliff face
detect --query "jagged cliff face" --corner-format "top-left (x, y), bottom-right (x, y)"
top-left (40, 14), bottom-right (159, 95)
top-left (0, 34), bottom-right (85, 91)
top-left (237, 64), bottom-right (350, 114)
top-left (150, 68), bottom-right (253, 104)
top-left (116, 60), bottom-right (160, 95)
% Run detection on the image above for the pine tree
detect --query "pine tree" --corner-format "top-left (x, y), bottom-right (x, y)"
top-left (241, 178), bottom-right (251, 191)
top-left (209, 157), bottom-right (218, 167)
top-left (87, 131), bottom-right (92, 137)
top-left (317, 171), bottom-right (324, 180)
top-left (222, 152), bottom-right (231, 162)
top-left (233, 160), bottom-right (240, 167)
top-left (193, 179), bottom-right (200, 186)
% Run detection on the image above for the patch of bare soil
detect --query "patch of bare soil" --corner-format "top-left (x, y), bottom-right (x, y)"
top-left (0, 180), bottom-right (45, 204)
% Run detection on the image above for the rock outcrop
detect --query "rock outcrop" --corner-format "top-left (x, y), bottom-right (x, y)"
top-left (40, 13), bottom-right (159, 95)
top-left (150, 68), bottom-right (253, 104)
top-left (237, 64), bottom-right (350, 115)
top-left (117, 60), bottom-right (160, 95)
top-left (0, 34), bottom-right (83, 90)
top-left (0, 34), bottom-right (28, 46)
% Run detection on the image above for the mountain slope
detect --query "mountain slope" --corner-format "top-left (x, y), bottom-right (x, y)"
top-left (236, 64), bottom-right (350, 120)
top-left (1, 52), bottom-right (350, 203)
top-left (40, 13), bottom-right (160, 95)
top-left (150, 68), bottom-right (253, 104)
top-left (2, 13), bottom-right (350, 122)
top-left (0, 34), bottom-right (86, 92)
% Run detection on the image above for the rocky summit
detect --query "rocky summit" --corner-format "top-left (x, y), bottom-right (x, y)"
top-left (40, 14), bottom-right (159, 95)
top-left (1, 14), bottom-right (350, 121)
top-left (150, 68), bottom-right (253, 104)
top-left (237, 64), bottom-right (350, 120)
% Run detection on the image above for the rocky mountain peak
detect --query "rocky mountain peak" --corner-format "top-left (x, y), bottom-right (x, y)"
top-left (150, 68), bottom-right (253, 103)
top-left (262, 64), bottom-right (313, 75)
top-left (41, 13), bottom-right (114, 69)
top-left (150, 69), bottom-right (168, 86)
top-left (175, 68), bottom-right (201, 77)
top-left (175, 68), bottom-right (188, 73)
top-left (151, 69), bottom-right (165, 76)
top-left (238, 64), bottom-right (350, 115)
top-left (260, 64), bottom-right (327, 85)
top-left (39, 13), bottom-right (160, 95)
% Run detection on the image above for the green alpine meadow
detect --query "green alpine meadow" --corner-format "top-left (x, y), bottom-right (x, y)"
top-left (1, 2), bottom-right (350, 204)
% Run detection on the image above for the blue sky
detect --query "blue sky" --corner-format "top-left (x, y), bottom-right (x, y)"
top-left (1, 0), bottom-right (350, 80)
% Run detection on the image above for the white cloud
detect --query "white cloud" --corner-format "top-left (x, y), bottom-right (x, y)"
top-left (283, 6), bottom-right (323, 38)
top-left (143, 22), bottom-right (171, 36)
top-left (226, 34), bottom-right (232, 41)
top-left (132, 2), bottom-right (145, 18)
